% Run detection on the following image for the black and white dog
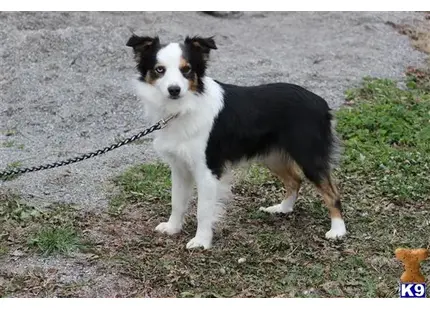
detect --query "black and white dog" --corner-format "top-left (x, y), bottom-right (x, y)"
top-left (126, 35), bottom-right (347, 249)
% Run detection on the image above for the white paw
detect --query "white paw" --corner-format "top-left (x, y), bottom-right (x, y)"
top-left (325, 229), bottom-right (346, 239)
top-left (259, 194), bottom-right (296, 214)
top-left (325, 218), bottom-right (347, 239)
top-left (259, 203), bottom-right (293, 214)
top-left (186, 236), bottom-right (212, 249)
top-left (155, 222), bottom-right (181, 235)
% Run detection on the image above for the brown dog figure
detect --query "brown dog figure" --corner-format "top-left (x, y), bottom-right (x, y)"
top-left (395, 248), bottom-right (428, 283)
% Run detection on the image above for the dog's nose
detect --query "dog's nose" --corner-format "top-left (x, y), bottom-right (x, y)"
top-left (168, 85), bottom-right (181, 97)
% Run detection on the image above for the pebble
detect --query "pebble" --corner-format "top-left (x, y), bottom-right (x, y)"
top-left (238, 257), bottom-right (246, 264)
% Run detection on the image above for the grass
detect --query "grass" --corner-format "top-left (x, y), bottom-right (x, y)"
top-left (108, 162), bottom-right (171, 216)
top-left (0, 192), bottom-right (88, 258)
top-left (406, 66), bottom-right (430, 92)
top-left (101, 74), bottom-right (430, 298)
top-left (0, 192), bottom-right (42, 223)
top-left (29, 226), bottom-right (83, 256)
top-left (340, 77), bottom-right (430, 204)
top-left (0, 193), bottom-right (95, 296)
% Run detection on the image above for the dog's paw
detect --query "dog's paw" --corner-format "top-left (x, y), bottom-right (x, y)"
top-left (155, 222), bottom-right (181, 235)
top-left (259, 203), bottom-right (293, 214)
top-left (259, 195), bottom-right (296, 214)
top-left (325, 218), bottom-right (347, 239)
top-left (325, 229), bottom-right (346, 239)
top-left (186, 236), bottom-right (212, 250)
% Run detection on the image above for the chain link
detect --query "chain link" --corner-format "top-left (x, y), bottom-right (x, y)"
top-left (0, 119), bottom-right (168, 180)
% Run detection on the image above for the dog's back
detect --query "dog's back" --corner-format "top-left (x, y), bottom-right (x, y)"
top-left (207, 81), bottom-right (339, 184)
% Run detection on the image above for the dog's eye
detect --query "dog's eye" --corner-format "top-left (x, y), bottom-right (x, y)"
top-left (155, 66), bottom-right (166, 74)
top-left (181, 66), bottom-right (191, 74)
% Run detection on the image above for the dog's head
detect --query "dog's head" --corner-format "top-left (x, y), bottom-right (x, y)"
top-left (126, 35), bottom-right (217, 100)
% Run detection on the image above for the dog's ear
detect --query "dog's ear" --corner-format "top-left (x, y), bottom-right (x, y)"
top-left (184, 36), bottom-right (217, 50)
top-left (126, 35), bottom-right (160, 54)
top-left (184, 36), bottom-right (217, 60)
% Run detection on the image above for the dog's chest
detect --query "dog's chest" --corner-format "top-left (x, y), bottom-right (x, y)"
top-left (153, 123), bottom-right (210, 167)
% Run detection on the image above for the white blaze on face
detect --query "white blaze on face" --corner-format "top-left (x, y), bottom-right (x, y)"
top-left (155, 43), bottom-right (189, 98)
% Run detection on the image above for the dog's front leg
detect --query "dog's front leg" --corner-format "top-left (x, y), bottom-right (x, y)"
top-left (155, 164), bottom-right (194, 235)
top-left (186, 169), bottom-right (220, 250)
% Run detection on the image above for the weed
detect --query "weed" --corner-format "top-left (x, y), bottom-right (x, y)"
top-left (29, 226), bottom-right (83, 256)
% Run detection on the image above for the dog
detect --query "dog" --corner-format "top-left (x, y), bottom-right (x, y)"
top-left (126, 34), bottom-right (347, 249)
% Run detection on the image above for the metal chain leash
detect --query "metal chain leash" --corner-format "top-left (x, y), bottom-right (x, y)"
top-left (0, 114), bottom-right (177, 180)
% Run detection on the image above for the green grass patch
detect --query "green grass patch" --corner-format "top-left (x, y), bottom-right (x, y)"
top-left (240, 164), bottom-right (275, 186)
top-left (116, 162), bottom-right (171, 201)
top-left (0, 192), bottom-right (43, 224)
top-left (109, 162), bottom-right (171, 216)
top-left (29, 226), bottom-right (83, 256)
top-left (0, 191), bottom-right (88, 259)
top-left (406, 66), bottom-right (430, 92)
top-left (339, 77), bottom-right (430, 204)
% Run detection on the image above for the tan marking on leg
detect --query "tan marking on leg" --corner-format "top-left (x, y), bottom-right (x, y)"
top-left (266, 156), bottom-right (302, 199)
top-left (317, 176), bottom-right (342, 219)
top-left (316, 175), bottom-right (346, 239)
top-left (259, 157), bottom-right (302, 214)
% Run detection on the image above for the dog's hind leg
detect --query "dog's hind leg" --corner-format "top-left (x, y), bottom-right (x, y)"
top-left (260, 159), bottom-right (302, 214)
top-left (314, 174), bottom-right (346, 239)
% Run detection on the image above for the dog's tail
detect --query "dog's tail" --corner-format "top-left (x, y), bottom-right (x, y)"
top-left (328, 111), bottom-right (343, 171)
